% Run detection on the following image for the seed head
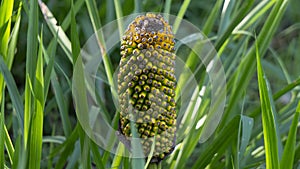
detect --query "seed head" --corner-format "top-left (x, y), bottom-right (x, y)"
top-left (118, 13), bottom-right (176, 163)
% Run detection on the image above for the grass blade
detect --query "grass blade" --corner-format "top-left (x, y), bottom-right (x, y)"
top-left (163, 0), bottom-right (172, 15)
top-left (237, 115), bottom-right (254, 168)
top-left (25, 0), bottom-right (39, 147)
top-left (234, 0), bottom-right (275, 31)
top-left (45, 0), bottom-right (84, 55)
top-left (191, 116), bottom-right (240, 169)
top-left (4, 124), bottom-right (14, 164)
top-left (0, 0), bottom-right (14, 148)
top-left (218, 0), bottom-right (235, 34)
top-left (113, 0), bottom-right (124, 36)
top-left (12, 135), bottom-right (26, 169)
top-left (172, 0), bottom-right (191, 33)
top-left (50, 73), bottom-right (72, 136)
top-left (202, 0), bottom-right (223, 35)
top-left (7, 2), bottom-right (21, 70)
top-left (249, 77), bottom-right (300, 117)
top-left (0, 3), bottom-right (21, 165)
top-left (0, 56), bottom-right (23, 133)
top-left (256, 41), bottom-right (280, 169)
top-left (65, 141), bottom-right (80, 169)
top-left (78, 130), bottom-right (91, 169)
top-left (43, 33), bottom-right (57, 100)
top-left (0, 0), bottom-right (14, 56)
top-left (28, 28), bottom-right (44, 169)
top-left (85, 0), bottom-right (102, 31)
top-left (85, 0), bottom-right (116, 95)
top-left (111, 143), bottom-right (125, 168)
top-left (39, 14), bottom-right (72, 137)
top-left (215, 0), bottom-right (254, 51)
top-left (90, 140), bottom-right (105, 169)
top-left (71, 0), bottom-right (80, 64)
top-left (280, 101), bottom-right (300, 169)
top-left (106, 0), bottom-right (115, 23)
top-left (0, 108), bottom-right (4, 169)
top-left (52, 125), bottom-right (79, 169)
top-left (39, 1), bottom-right (72, 63)
top-left (134, 0), bottom-right (142, 13)
top-left (220, 0), bottom-right (290, 129)
top-left (41, 28), bottom-right (72, 138)
top-left (171, 100), bottom-right (210, 169)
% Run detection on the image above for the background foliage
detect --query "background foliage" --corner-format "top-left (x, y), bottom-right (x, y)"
top-left (0, 0), bottom-right (299, 168)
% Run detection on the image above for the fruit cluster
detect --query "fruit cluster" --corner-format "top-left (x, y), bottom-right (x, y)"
top-left (118, 13), bottom-right (177, 162)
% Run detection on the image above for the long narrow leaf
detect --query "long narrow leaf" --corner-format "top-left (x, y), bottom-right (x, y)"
top-left (113, 0), bottom-right (124, 36)
top-left (280, 101), bottom-right (300, 169)
top-left (38, 1), bottom-right (72, 63)
top-left (191, 116), bottom-right (241, 169)
top-left (0, 56), bottom-right (23, 133)
top-left (7, 2), bottom-right (21, 70)
top-left (50, 73), bottom-right (72, 136)
top-left (4, 124), bottom-right (14, 164)
top-left (52, 125), bottom-right (79, 169)
top-left (28, 28), bottom-right (44, 169)
top-left (90, 140), bottom-right (105, 169)
top-left (85, 0), bottom-right (115, 92)
top-left (0, 3), bottom-right (22, 165)
top-left (220, 0), bottom-right (290, 129)
top-left (25, 0), bottom-right (39, 147)
top-left (12, 135), bottom-right (26, 169)
top-left (71, 1), bottom-right (80, 64)
top-left (41, 29), bottom-right (72, 137)
top-left (43, 32), bottom-right (57, 100)
top-left (163, 0), bottom-right (172, 16)
top-left (46, 0), bottom-right (84, 55)
top-left (256, 41), bottom-right (280, 169)
top-left (111, 143), bottom-right (125, 168)
top-left (0, 0), bottom-right (14, 56)
top-left (172, 0), bottom-right (191, 33)
top-left (0, 110), bottom-right (4, 169)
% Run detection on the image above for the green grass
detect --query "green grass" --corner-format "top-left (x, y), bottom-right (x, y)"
top-left (0, 0), bottom-right (299, 168)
